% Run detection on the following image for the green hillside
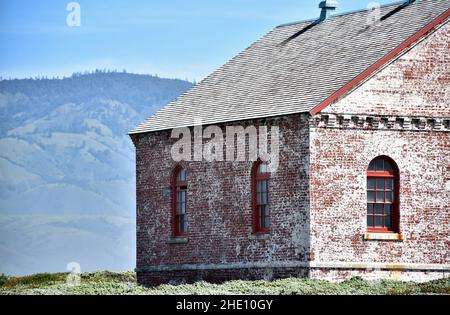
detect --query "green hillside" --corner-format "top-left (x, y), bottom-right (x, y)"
top-left (0, 72), bottom-right (192, 275)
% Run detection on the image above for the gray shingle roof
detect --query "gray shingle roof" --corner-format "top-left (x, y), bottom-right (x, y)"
top-left (130, 0), bottom-right (449, 134)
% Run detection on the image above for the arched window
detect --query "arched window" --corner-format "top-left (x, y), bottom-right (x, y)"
top-left (172, 166), bottom-right (188, 237)
top-left (252, 160), bottom-right (270, 233)
top-left (367, 156), bottom-right (399, 233)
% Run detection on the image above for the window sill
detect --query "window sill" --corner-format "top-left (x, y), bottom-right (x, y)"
top-left (363, 233), bottom-right (403, 241)
top-left (249, 233), bottom-right (271, 241)
top-left (168, 237), bottom-right (189, 244)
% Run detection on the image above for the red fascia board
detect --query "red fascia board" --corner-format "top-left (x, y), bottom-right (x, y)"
top-left (310, 9), bottom-right (450, 116)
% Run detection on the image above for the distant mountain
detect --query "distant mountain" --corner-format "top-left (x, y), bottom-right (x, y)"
top-left (0, 72), bottom-right (193, 275)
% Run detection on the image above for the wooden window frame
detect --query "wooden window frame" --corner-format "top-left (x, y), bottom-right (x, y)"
top-left (367, 157), bottom-right (400, 234)
top-left (172, 166), bottom-right (188, 238)
top-left (252, 160), bottom-right (271, 234)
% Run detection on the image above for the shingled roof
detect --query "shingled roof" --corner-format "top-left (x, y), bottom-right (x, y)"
top-left (131, 0), bottom-right (449, 134)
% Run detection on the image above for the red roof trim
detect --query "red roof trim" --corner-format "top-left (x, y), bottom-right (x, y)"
top-left (310, 9), bottom-right (450, 116)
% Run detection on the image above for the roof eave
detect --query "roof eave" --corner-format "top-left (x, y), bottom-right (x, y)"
top-left (128, 111), bottom-right (313, 136)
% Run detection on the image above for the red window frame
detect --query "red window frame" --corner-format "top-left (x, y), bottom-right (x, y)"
top-left (252, 160), bottom-right (271, 234)
top-left (172, 166), bottom-right (188, 237)
top-left (367, 157), bottom-right (399, 233)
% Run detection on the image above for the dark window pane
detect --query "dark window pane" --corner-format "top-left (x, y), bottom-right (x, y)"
top-left (265, 206), bottom-right (270, 217)
top-left (368, 191), bottom-right (375, 202)
top-left (367, 204), bottom-right (374, 214)
top-left (375, 204), bottom-right (383, 215)
top-left (258, 205), bottom-right (270, 229)
top-left (257, 181), bottom-right (261, 193)
top-left (264, 215), bottom-right (270, 228)
top-left (178, 215), bottom-right (186, 233)
top-left (259, 207), bottom-right (265, 228)
top-left (386, 179), bottom-right (394, 190)
top-left (386, 192), bottom-right (393, 202)
top-left (376, 191), bottom-right (384, 202)
top-left (385, 162), bottom-right (393, 173)
top-left (257, 192), bottom-right (261, 204)
top-left (376, 179), bottom-right (385, 190)
top-left (376, 159), bottom-right (384, 172)
top-left (259, 206), bottom-right (264, 218)
top-left (180, 216), bottom-right (187, 233)
top-left (375, 216), bottom-right (383, 227)
top-left (385, 216), bottom-right (392, 229)
top-left (262, 192), bottom-right (267, 204)
top-left (369, 161), bottom-right (376, 171)
top-left (384, 204), bottom-right (392, 216)
top-left (177, 169), bottom-right (186, 182)
top-left (262, 180), bottom-right (267, 192)
top-left (367, 216), bottom-right (374, 227)
top-left (367, 178), bottom-right (375, 190)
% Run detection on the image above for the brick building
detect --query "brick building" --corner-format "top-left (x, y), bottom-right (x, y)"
top-left (130, 0), bottom-right (449, 286)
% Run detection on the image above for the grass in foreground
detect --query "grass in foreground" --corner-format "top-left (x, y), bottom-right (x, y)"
top-left (0, 271), bottom-right (448, 295)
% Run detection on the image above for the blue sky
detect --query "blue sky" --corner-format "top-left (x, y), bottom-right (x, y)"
top-left (0, 0), bottom-right (395, 81)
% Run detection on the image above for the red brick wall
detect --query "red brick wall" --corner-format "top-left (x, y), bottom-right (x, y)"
top-left (133, 115), bottom-right (311, 284)
top-left (310, 128), bottom-right (449, 263)
top-left (309, 21), bottom-right (449, 281)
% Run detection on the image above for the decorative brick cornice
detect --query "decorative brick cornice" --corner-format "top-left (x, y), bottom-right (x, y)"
top-left (310, 113), bottom-right (450, 132)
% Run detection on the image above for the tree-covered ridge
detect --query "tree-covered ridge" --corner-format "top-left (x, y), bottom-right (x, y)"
top-left (0, 71), bottom-right (193, 135)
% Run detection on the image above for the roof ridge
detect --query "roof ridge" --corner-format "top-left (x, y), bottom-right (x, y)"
top-left (276, 0), bottom-right (408, 28)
